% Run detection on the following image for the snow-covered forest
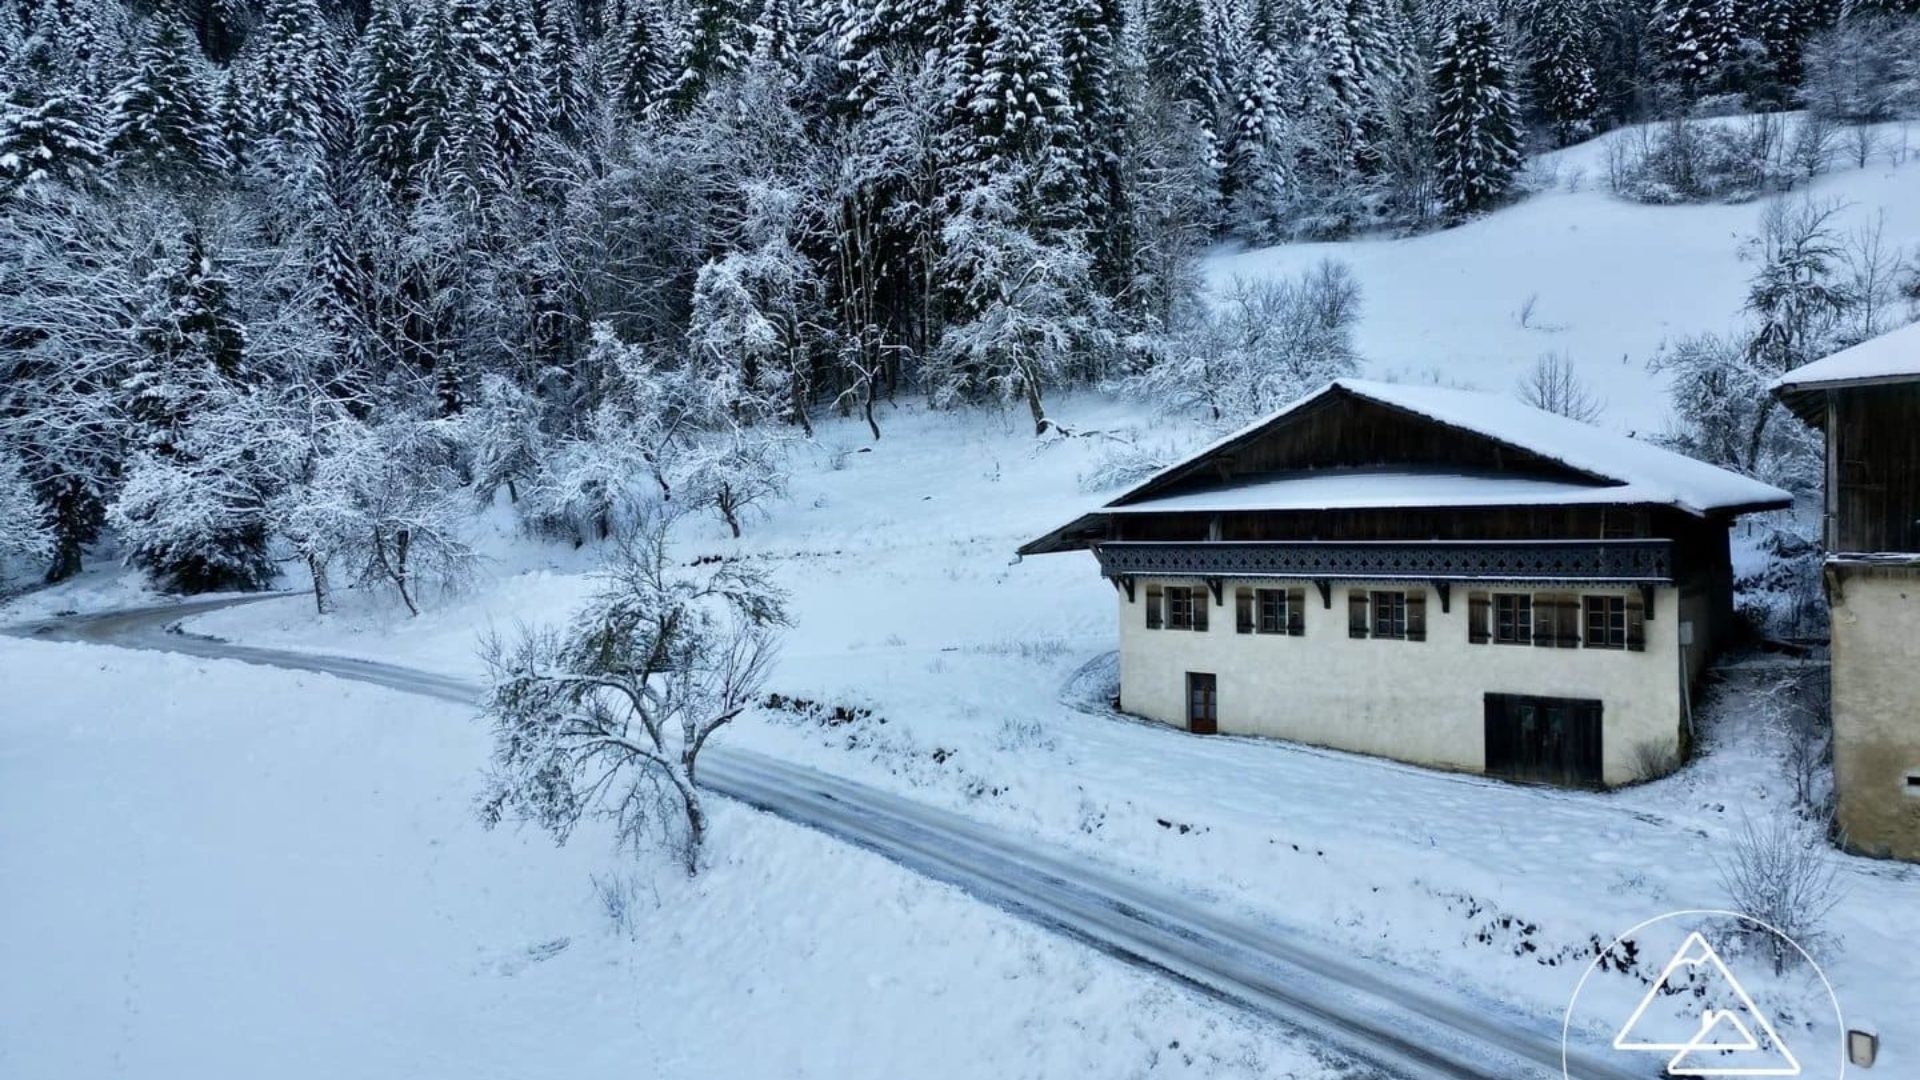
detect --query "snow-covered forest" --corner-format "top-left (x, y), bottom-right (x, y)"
top-left (3, 0), bottom-right (1920, 601)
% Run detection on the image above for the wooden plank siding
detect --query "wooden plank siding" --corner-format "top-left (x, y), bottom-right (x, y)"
top-left (1830, 383), bottom-right (1920, 554)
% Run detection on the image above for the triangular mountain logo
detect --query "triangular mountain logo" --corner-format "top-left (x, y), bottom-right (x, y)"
top-left (1612, 931), bottom-right (1801, 1077)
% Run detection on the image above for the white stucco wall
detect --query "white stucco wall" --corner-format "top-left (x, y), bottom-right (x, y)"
top-left (1116, 578), bottom-right (1688, 787)
top-left (1827, 562), bottom-right (1920, 861)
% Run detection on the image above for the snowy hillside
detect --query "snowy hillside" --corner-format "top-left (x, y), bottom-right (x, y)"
top-left (1208, 117), bottom-right (1920, 432)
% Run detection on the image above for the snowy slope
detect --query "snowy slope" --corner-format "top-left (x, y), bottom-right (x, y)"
top-left (0, 637), bottom-right (1334, 1080)
top-left (1207, 118), bottom-right (1920, 432)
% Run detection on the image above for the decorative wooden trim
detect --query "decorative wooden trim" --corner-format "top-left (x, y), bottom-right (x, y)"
top-left (1314, 579), bottom-right (1332, 609)
top-left (1432, 581), bottom-right (1451, 614)
top-left (1205, 577), bottom-right (1224, 605)
top-left (1094, 539), bottom-right (1676, 584)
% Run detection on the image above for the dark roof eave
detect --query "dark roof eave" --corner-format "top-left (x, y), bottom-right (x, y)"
top-left (1017, 512), bottom-right (1111, 557)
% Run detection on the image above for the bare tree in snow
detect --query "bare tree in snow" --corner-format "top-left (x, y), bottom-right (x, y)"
top-left (478, 519), bottom-right (788, 874)
top-left (1716, 811), bottom-right (1845, 976)
top-left (0, 450), bottom-right (54, 579)
top-left (1516, 352), bottom-right (1604, 422)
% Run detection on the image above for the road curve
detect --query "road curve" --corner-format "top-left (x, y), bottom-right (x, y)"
top-left (9, 597), bottom-right (1642, 1080)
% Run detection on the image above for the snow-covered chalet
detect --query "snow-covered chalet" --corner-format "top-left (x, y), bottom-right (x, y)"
top-left (1021, 379), bottom-right (1791, 789)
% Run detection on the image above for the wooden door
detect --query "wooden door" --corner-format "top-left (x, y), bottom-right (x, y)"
top-left (1484, 693), bottom-right (1603, 787)
top-left (1187, 672), bottom-right (1218, 735)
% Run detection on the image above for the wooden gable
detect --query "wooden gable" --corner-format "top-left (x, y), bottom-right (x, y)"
top-left (1110, 387), bottom-right (1611, 507)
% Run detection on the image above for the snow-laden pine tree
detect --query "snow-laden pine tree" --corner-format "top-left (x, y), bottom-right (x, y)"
top-left (1143, 0), bottom-right (1224, 188)
top-left (749, 0), bottom-right (804, 78)
top-left (607, 0), bottom-right (669, 120)
top-left (667, 0), bottom-right (750, 113)
top-left (1222, 0), bottom-right (1291, 241)
top-left (1057, 0), bottom-right (1129, 281)
top-left (1651, 0), bottom-right (1743, 98)
top-left (112, 224), bottom-right (284, 593)
top-left (535, 0), bottom-right (591, 139)
top-left (944, 0), bottom-right (1083, 233)
top-left (252, 0), bottom-right (338, 183)
top-left (109, 14), bottom-right (227, 179)
top-left (356, 0), bottom-right (421, 198)
top-left (0, 449), bottom-right (54, 578)
top-left (1526, 0), bottom-right (1601, 145)
top-left (1430, 10), bottom-right (1521, 219)
top-left (0, 28), bottom-right (110, 196)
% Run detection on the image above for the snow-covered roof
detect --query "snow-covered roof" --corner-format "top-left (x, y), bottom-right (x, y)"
top-left (1771, 321), bottom-right (1920, 424)
top-left (1020, 378), bottom-right (1789, 556)
top-left (1114, 379), bottom-right (1790, 518)
top-left (1108, 467), bottom-right (1681, 515)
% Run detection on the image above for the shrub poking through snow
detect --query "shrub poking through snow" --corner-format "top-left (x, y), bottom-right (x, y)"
top-left (1716, 811), bottom-right (1844, 976)
top-left (478, 517), bottom-right (789, 875)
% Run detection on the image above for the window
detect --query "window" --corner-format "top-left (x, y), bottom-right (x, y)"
top-left (1532, 593), bottom-right (1581, 648)
top-left (1354, 589), bottom-right (1424, 641)
top-left (1168, 586), bottom-right (1194, 630)
top-left (1494, 593), bottom-right (1533, 645)
top-left (1162, 585), bottom-right (1207, 632)
top-left (1585, 596), bottom-right (1627, 649)
top-left (1257, 587), bottom-right (1305, 635)
top-left (1583, 595), bottom-right (1646, 651)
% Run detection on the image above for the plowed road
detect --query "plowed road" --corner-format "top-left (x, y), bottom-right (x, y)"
top-left (13, 595), bottom-right (1639, 1080)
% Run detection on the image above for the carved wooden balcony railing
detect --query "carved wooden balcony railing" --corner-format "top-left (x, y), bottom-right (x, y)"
top-left (1093, 539), bottom-right (1675, 584)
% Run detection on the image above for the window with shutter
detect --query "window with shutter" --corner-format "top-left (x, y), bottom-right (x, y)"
top-left (1235, 587), bottom-right (1254, 634)
top-left (1468, 591), bottom-right (1490, 644)
top-left (1146, 584), bottom-right (1164, 630)
top-left (1371, 591), bottom-right (1408, 639)
top-left (1286, 587), bottom-right (1306, 636)
top-left (1494, 593), bottom-right (1532, 645)
top-left (1584, 596), bottom-right (1629, 649)
top-left (1626, 593), bottom-right (1646, 651)
top-left (1348, 590), bottom-right (1370, 638)
top-left (1257, 588), bottom-right (1285, 634)
top-left (1167, 586), bottom-right (1191, 630)
top-left (1405, 591), bottom-right (1426, 641)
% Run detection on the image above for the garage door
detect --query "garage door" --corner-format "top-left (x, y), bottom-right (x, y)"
top-left (1484, 694), bottom-right (1603, 788)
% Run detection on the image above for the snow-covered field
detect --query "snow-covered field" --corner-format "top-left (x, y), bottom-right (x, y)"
top-left (1210, 117), bottom-right (1920, 433)
top-left (7, 116), bottom-right (1919, 1078)
top-left (0, 636), bottom-right (1341, 1080)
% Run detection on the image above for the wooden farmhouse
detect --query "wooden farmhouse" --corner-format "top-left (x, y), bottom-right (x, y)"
top-left (1774, 321), bottom-right (1920, 861)
top-left (1022, 379), bottom-right (1791, 788)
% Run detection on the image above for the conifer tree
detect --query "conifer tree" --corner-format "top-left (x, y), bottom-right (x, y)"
top-left (608, 0), bottom-right (668, 120)
top-left (356, 0), bottom-right (420, 197)
top-left (1430, 10), bottom-right (1521, 218)
top-left (1223, 0), bottom-right (1289, 239)
top-left (1651, 0), bottom-right (1742, 97)
top-left (536, 0), bottom-right (591, 138)
top-left (1143, 0), bottom-right (1223, 176)
top-left (667, 0), bottom-right (749, 113)
top-left (0, 29), bottom-right (110, 195)
top-left (109, 14), bottom-right (226, 179)
top-left (1526, 0), bottom-right (1601, 146)
top-left (1058, 0), bottom-right (1128, 275)
top-left (749, 0), bottom-right (802, 77)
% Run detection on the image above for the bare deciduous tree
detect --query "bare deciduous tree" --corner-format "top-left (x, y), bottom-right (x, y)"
top-left (478, 519), bottom-right (788, 875)
top-left (1516, 352), bottom-right (1604, 422)
top-left (1716, 812), bottom-right (1845, 976)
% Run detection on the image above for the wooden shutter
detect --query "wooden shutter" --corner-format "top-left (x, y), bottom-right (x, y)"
top-left (1348, 590), bottom-right (1370, 638)
top-left (1146, 584), bottom-right (1163, 629)
top-left (1287, 587), bottom-right (1306, 636)
top-left (1406, 590), bottom-right (1427, 641)
top-left (1532, 593), bottom-right (1555, 647)
top-left (1558, 597), bottom-right (1581, 648)
top-left (1192, 586), bottom-right (1209, 632)
top-left (1235, 587), bottom-right (1254, 633)
top-left (1467, 592), bottom-right (1490, 644)
top-left (1626, 593), bottom-right (1646, 651)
